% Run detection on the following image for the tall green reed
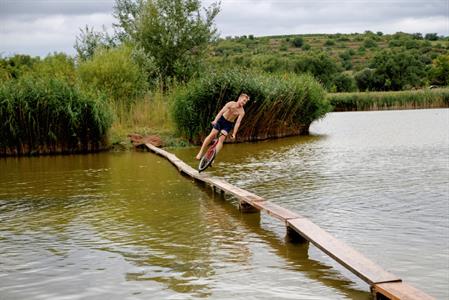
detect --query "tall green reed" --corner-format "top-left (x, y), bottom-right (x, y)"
top-left (329, 88), bottom-right (449, 111)
top-left (171, 69), bottom-right (330, 143)
top-left (0, 77), bottom-right (112, 156)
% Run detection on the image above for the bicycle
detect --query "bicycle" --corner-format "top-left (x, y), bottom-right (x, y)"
top-left (198, 132), bottom-right (223, 173)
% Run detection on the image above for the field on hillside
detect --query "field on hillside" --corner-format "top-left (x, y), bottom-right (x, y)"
top-left (206, 32), bottom-right (448, 93)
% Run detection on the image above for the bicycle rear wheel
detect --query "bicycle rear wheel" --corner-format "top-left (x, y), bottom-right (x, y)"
top-left (198, 147), bottom-right (216, 172)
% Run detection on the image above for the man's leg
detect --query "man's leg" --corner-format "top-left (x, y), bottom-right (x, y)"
top-left (215, 131), bottom-right (228, 154)
top-left (195, 128), bottom-right (219, 159)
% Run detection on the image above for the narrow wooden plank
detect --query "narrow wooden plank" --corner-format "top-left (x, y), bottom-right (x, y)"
top-left (252, 200), bottom-right (301, 221)
top-left (287, 217), bottom-right (401, 285)
top-left (241, 194), bottom-right (266, 205)
top-left (144, 143), bottom-right (206, 181)
top-left (145, 143), bottom-right (169, 157)
top-left (373, 282), bottom-right (435, 300)
top-left (205, 178), bottom-right (256, 198)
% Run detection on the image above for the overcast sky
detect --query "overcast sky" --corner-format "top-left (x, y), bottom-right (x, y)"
top-left (0, 0), bottom-right (448, 57)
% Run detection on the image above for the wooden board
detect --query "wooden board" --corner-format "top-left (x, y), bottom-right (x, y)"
top-left (252, 200), bottom-right (301, 221)
top-left (287, 217), bottom-right (401, 285)
top-left (372, 281), bottom-right (435, 300)
top-left (206, 177), bottom-right (259, 199)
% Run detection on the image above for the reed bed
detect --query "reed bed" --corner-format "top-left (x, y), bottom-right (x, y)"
top-left (171, 69), bottom-right (330, 143)
top-left (0, 77), bottom-right (112, 156)
top-left (329, 88), bottom-right (449, 111)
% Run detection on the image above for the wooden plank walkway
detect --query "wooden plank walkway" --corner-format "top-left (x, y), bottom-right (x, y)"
top-left (143, 143), bottom-right (434, 300)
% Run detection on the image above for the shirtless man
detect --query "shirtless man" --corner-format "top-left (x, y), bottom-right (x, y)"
top-left (195, 93), bottom-right (250, 160)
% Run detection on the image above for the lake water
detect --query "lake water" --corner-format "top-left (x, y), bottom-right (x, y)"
top-left (1, 109), bottom-right (448, 299)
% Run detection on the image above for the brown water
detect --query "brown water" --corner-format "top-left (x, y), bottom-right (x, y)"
top-left (1, 109), bottom-right (448, 299)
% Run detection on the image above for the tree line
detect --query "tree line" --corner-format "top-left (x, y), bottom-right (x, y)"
top-left (208, 31), bottom-right (449, 92)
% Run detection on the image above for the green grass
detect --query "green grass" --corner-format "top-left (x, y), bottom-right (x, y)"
top-left (108, 91), bottom-right (188, 149)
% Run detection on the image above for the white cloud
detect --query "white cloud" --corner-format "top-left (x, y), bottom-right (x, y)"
top-left (213, 0), bottom-right (449, 37)
top-left (0, 0), bottom-right (448, 57)
top-left (0, 13), bottom-right (115, 56)
top-left (391, 16), bottom-right (449, 34)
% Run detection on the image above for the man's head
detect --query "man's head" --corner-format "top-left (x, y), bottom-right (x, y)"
top-left (237, 93), bottom-right (250, 106)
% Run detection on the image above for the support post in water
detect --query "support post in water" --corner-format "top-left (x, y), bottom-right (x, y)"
top-left (239, 200), bottom-right (259, 213)
top-left (286, 225), bottom-right (308, 243)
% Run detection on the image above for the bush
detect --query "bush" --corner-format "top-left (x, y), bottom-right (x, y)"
top-left (32, 53), bottom-right (76, 83)
top-left (354, 68), bottom-right (379, 91)
top-left (368, 49), bottom-right (427, 90)
top-left (339, 50), bottom-right (354, 70)
top-left (0, 77), bottom-right (112, 156)
top-left (429, 54), bottom-right (449, 86)
top-left (292, 37), bottom-right (304, 48)
top-left (251, 55), bottom-right (291, 73)
top-left (302, 44), bottom-right (311, 51)
top-left (364, 38), bottom-right (377, 48)
top-left (425, 33), bottom-right (439, 41)
top-left (324, 39), bottom-right (335, 46)
top-left (332, 73), bottom-right (357, 92)
top-left (77, 45), bottom-right (148, 106)
top-left (171, 69), bottom-right (329, 143)
top-left (0, 54), bottom-right (40, 80)
top-left (293, 52), bottom-right (340, 90)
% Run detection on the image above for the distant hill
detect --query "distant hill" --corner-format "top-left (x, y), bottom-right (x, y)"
top-left (206, 32), bottom-right (449, 92)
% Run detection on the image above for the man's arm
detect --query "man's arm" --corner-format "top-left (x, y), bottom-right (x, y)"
top-left (232, 111), bottom-right (245, 139)
top-left (212, 102), bottom-right (231, 125)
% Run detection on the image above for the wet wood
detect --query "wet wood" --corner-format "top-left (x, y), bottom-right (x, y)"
top-left (372, 281), bottom-right (435, 300)
top-left (287, 217), bottom-right (401, 285)
top-left (252, 200), bottom-right (301, 222)
top-left (143, 143), bottom-right (433, 299)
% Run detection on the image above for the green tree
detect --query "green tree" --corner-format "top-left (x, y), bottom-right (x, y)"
top-left (293, 52), bottom-right (340, 90)
top-left (324, 39), bottom-right (335, 46)
top-left (412, 33), bottom-right (423, 40)
top-left (429, 55), bottom-right (449, 86)
top-left (369, 49), bottom-right (427, 90)
top-left (363, 38), bottom-right (377, 48)
top-left (0, 54), bottom-right (39, 79)
top-left (32, 53), bottom-right (76, 83)
top-left (114, 0), bottom-right (220, 86)
top-left (77, 45), bottom-right (147, 105)
top-left (425, 33), bottom-right (439, 41)
top-left (332, 73), bottom-right (356, 92)
top-left (339, 50), bottom-right (353, 70)
top-left (74, 25), bottom-right (116, 62)
top-left (354, 68), bottom-right (378, 91)
top-left (292, 36), bottom-right (304, 48)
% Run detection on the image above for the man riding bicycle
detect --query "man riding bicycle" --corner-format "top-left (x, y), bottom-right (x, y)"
top-left (195, 93), bottom-right (250, 160)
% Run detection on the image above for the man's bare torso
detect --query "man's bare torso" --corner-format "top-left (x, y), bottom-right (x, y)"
top-left (223, 101), bottom-right (244, 122)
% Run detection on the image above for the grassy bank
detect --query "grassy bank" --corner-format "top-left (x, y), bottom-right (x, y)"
top-left (108, 92), bottom-right (188, 149)
top-left (328, 88), bottom-right (449, 111)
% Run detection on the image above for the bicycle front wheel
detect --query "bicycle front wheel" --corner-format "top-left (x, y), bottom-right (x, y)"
top-left (198, 148), bottom-right (216, 172)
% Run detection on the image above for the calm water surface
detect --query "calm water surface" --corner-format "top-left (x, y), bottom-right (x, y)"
top-left (1, 109), bottom-right (448, 299)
